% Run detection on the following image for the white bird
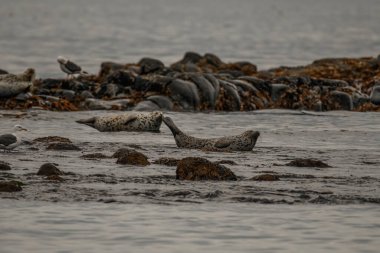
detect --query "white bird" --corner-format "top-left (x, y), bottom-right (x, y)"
top-left (57, 56), bottom-right (87, 79)
top-left (0, 125), bottom-right (28, 152)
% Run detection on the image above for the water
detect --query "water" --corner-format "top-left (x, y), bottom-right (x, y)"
top-left (0, 110), bottom-right (380, 252)
top-left (1, 0), bottom-right (380, 77)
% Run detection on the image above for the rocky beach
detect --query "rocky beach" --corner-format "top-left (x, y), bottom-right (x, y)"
top-left (1, 53), bottom-right (380, 112)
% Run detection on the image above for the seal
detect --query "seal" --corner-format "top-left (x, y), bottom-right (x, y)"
top-left (76, 111), bottom-right (163, 132)
top-left (163, 117), bottom-right (260, 151)
top-left (0, 68), bottom-right (35, 98)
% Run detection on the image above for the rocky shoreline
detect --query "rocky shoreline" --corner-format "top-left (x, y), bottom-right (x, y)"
top-left (1, 52), bottom-right (380, 112)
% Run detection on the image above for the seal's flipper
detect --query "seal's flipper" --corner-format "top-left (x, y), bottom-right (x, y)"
top-left (214, 138), bottom-right (233, 149)
top-left (123, 114), bottom-right (138, 125)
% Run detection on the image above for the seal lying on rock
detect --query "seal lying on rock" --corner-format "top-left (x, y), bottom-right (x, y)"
top-left (0, 68), bottom-right (35, 98)
top-left (163, 117), bottom-right (260, 151)
top-left (76, 111), bottom-right (163, 132)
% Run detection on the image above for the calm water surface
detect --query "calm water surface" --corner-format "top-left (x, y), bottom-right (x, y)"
top-left (1, 0), bottom-right (380, 77)
top-left (0, 110), bottom-right (379, 252)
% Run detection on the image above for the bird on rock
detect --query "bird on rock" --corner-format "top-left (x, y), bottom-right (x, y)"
top-left (0, 125), bottom-right (28, 152)
top-left (57, 56), bottom-right (87, 79)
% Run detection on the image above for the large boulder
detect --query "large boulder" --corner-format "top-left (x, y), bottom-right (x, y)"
top-left (370, 85), bottom-right (380, 105)
top-left (176, 157), bottom-right (237, 181)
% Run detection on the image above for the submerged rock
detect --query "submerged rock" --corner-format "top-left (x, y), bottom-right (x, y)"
top-left (0, 181), bottom-right (23, 192)
top-left (176, 157), bottom-right (237, 181)
top-left (251, 174), bottom-right (280, 181)
top-left (37, 163), bottom-right (63, 176)
top-left (46, 143), bottom-right (81, 151)
top-left (0, 162), bottom-right (11, 171)
top-left (286, 158), bottom-right (330, 168)
top-left (114, 148), bottom-right (150, 166)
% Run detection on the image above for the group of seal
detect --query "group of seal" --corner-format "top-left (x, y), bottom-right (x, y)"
top-left (76, 111), bottom-right (260, 151)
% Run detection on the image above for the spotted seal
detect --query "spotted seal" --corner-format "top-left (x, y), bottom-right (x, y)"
top-left (76, 111), bottom-right (163, 132)
top-left (163, 117), bottom-right (260, 151)
top-left (0, 68), bottom-right (35, 98)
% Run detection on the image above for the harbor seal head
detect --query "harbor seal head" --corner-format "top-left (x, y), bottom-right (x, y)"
top-left (76, 111), bottom-right (163, 132)
top-left (163, 116), bottom-right (260, 151)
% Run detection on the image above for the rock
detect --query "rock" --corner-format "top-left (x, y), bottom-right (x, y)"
top-left (370, 85), bottom-right (380, 105)
top-left (33, 136), bottom-right (72, 143)
top-left (153, 157), bottom-right (180, 166)
top-left (96, 83), bottom-right (119, 98)
top-left (176, 157), bottom-right (237, 181)
top-left (133, 100), bottom-right (160, 111)
top-left (179, 52), bottom-right (203, 64)
top-left (80, 90), bottom-right (95, 99)
top-left (286, 158), bottom-right (330, 168)
top-left (106, 70), bottom-right (135, 87)
top-left (80, 153), bottom-right (109, 159)
top-left (188, 73), bottom-right (217, 109)
top-left (46, 175), bottom-right (64, 181)
top-left (251, 174), bottom-right (280, 181)
top-left (37, 163), bottom-right (63, 176)
top-left (15, 92), bottom-right (33, 101)
top-left (352, 92), bottom-right (370, 108)
top-left (330, 90), bottom-right (353, 110)
top-left (99, 61), bottom-right (126, 79)
top-left (147, 95), bottom-right (174, 111)
top-left (270, 83), bottom-right (288, 102)
top-left (0, 69), bottom-right (8, 75)
top-left (204, 53), bottom-right (224, 67)
top-left (133, 75), bottom-right (172, 92)
top-left (0, 181), bottom-right (23, 192)
top-left (218, 80), bottom-right (241, 111)
top-left (115, 148), bottom-right (150, 166)
top-left (138, 57), bottom-right (165, 74)
top-left (46, 143), bottom-right (81, 151)
top-left (0, 162), bottom-right (11, 171)
top-left (166, 79), bottom-right (200, 110)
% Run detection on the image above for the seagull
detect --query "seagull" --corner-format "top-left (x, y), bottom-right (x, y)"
top-left (57, 56), bottom-right (87, 79)
top-left (0, 125), bottom-right (28, 152)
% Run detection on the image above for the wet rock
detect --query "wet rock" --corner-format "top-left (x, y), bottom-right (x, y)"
top-left (37, 163), bottom-right (63, 176)
top-left (204, 53), bottom-right (224, 67)
top-left (270, 83), bottom-right (288, 102)
top-left (178, 51), bottom-right (203, 64)
top-left (239, 76), bottom-right (270, 93)
top-left (218, 80), bottom-right (241, 111)
top-left (133, 75), bottom-right (172, 92)
top-left (39, 78), bottom-right (64, 89)
top-left (286, 158), bottom-right (330, 168)
top-left (188, 73), bottom-right (217, 108)
top-left (251, 174), bottom-right (280, 181)
top-left (106, 69), bottom-right (135, 87)
top-left (352, 92), bottom-right (370, 108)
top-left (329, 90), bottom-right (353, 110)
top-left (138, 57), bottom-right (165, 74)
top-left (166, 79), bottom-right (200, 110)
top-left (33, 136), bottom-right (72, 143)
top-left (46, 175), bottom-right (64, 181)
top-left (80, 90), bottom-right (95, 99)
top-left (113, 148), bottom-right (150, 166)
top-left (80, 153), bottom-right (109, 159)
top-left (0, 69), bottom-right (8, 75)
top-left (96, 83), bottom-right (119, 98)
top-left (153, 157), bottom-right (180, 166)
top-left (46, 143), bottom-right (81, 151)
top-left (176, 157), bottom-right (237, 181)
top-left (15, 92), bottom-right (33, 101)
top-left (0, 162), bottom-right (11, 171)
top-left (147, 95), bottom-right (174, 111)
top-left (0, 181), bottom-right (23, 192)
top-left (99, 61), bottom-right (126, 79)
top-left (133, 100), bottom-right (160, 111)
top-left (370, 85), bottom-right (380, 105)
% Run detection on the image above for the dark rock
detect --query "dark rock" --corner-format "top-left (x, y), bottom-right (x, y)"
top-left (40, 79), bottom-right (63, 89)
top-left (106, 70), bottom-right (135, 87)
top-left (46, 175), bottom-right (64, 181)
top-left (0, 181), bottom-right (23, 192)
top-left (80, 90), bottom-right (95, 99)
top-left (176, 157), bottom-right (237, 181)
top-left (166, 79), bottom-right (200, 110)
top-left (153, 157), bottom-right (180, 166)
top-left (286, 158), bottom-right (330, 168)
top-left (0, 162), bottom-right (11, 171)
top-left (0, 69), bottom-right (8, 75)
top-left (370, 85), bottom-right (380, 105)
top-left (133, 75), bottom-right (172, 92)
top-left (37, 163), bottom-right (63, 176)
top-left (204, 53), bottom-right (224, 67)
top-left (239, 76), bottom-right (270, 93)
top-left (46, 143), bottom-right (81, 151)
top-left (33, 136), bottom-right (72, 143)
top-left (180, 52), bottom-right (203, 64)
top-left (138, 57), bottom-right (165, 74)
top-left (330, 90), bottom-right (353, 110)
top-left (96, 83), bottom-right (119, 98)
top-left (270, 83), bottom-right (288, 101)
top-left (147, 95), bottom-right (174, 111)
top-left (99, 61), bottom-right (125, 79)
top-left (251, 174), bottom-right (280, 181)
top-left (218, 80), bottom-right (241, 111)
top-left (80, 153), bottom-right (109, 159)
top-left (188, 73), bottom-right (217, 108)
top-left (313, 78), bottom-right (348, 88)
top-left (218, 70), bottom-right (244, 78)
top-left (114, 148), bottom-right (150, 166)
top-left (58, 89), bottom-right (76, 101)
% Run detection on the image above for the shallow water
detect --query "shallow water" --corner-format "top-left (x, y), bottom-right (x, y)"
top-left (1, 0), bottom-right (380, 77)
top-left (0, 109), bottom-right (380, 252)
